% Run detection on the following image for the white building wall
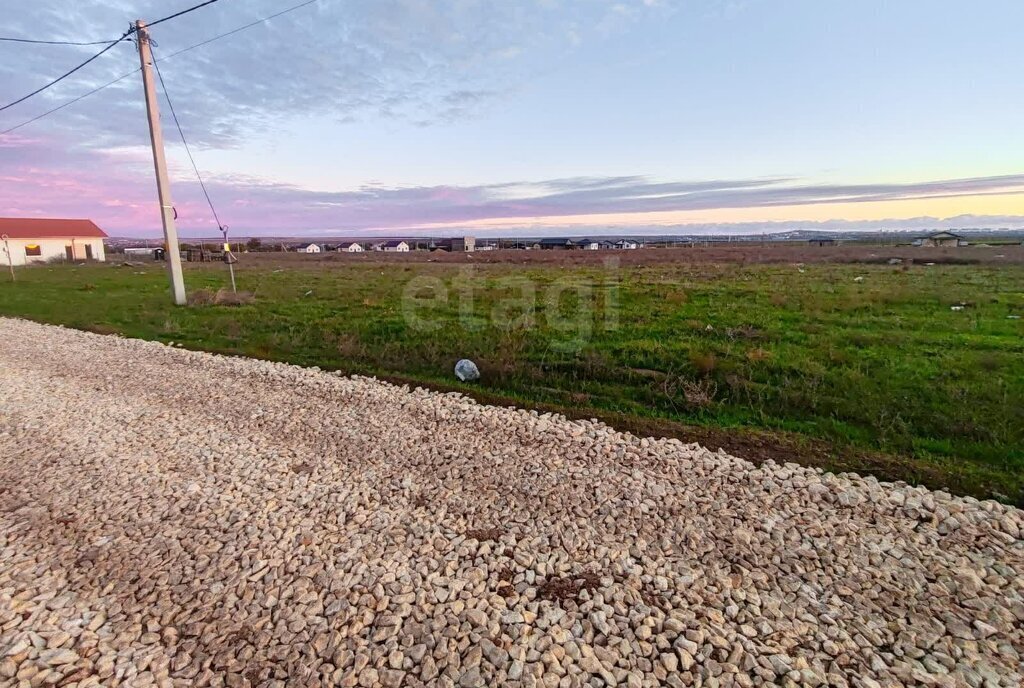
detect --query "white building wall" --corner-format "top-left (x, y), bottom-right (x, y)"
top-left (1, 237), bottom-right (106, 267)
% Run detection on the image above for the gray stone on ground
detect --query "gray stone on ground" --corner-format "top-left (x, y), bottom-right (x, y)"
top-left (454, 358), bottom-right (480, 382)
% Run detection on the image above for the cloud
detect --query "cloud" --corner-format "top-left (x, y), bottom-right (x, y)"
top-left (0, 0), bottom-right (660, 146)
top-left (3, 137), bottom-right (1021, 236)
top-left (0, 0), bottom-right (681, 235)
top-left (1, 1), bottom-right (1020, 238)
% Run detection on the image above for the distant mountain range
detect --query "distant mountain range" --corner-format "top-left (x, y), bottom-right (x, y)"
top-left (104, 227), bottom-right (1024, 248)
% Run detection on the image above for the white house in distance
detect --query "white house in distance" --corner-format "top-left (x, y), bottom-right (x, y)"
top-left (339, 242), bottom-right (364, 253)
top-left (297, 243), bottom-right (322, 253)
top-left (0, 218), bottom-right (107, 266)
top-left (382, 240), bottom-right (410, 252)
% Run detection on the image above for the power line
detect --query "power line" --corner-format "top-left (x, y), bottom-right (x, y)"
top-left (0, 0), bottom-right (321, 136)
top-left (160, 0), bottom-right (320, 61)
top-left (151, 47), bottom-right (225, 232)
top-left (0, 0), bottom-right (231, 114)
top-left (0, 70), bottom-right (138, 136)
top-left (0, 36), bottom-right (131, 46)
top-left (147, 0), bottom-right (228, 29)
top-left (0, 29), bottom-right (133, 113)
top-left (151, 43), bottom-right (240, 293)
top-left (0, 0), bottom-right (230, 46)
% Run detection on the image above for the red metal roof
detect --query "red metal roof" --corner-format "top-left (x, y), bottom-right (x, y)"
top-left (0, 218), bottom-right (108, 239)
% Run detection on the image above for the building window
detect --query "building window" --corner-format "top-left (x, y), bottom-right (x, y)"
top-left (25, 244), bottom-right (41, 256)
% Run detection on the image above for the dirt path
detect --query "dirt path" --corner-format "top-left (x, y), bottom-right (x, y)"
top-left (0, 318), bottom-right (1021, 687)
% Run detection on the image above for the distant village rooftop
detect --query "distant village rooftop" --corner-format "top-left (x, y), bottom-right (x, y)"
top-left (0, 218), bottom-right (107, 239)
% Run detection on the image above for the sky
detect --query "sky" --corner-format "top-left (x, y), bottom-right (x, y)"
top-left (1, 0), bottom-right (1023, 238)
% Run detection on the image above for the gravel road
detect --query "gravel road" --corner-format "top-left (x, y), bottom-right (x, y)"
top-left (1, 317), bottom-right (1022, 688)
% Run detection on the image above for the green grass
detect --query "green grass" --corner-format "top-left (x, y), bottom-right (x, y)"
top-left (2, 259), bottom-right (1022, 503)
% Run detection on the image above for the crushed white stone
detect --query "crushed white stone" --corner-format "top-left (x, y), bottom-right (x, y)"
top-left (0, 317), bottom-right (1021, 687)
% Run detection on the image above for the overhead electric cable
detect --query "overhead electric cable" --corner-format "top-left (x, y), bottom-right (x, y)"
top-left (0, 70), bottom-right (139, 136)
top-left (159, 0), bottom-right (320, 61)
top-left (0, 29), bottom-right (133, 113)
top-left (0, 0), bottom-right (231, 113)
top-left (0, 0), bottom-right (321, 134)
top-left (151, 44), bottom-right (240, 292)
top-left (146, 0), bottom-right (228, 29)
top-left (151, 47), bottom-right (224, 231)
top-left (0, 36), bottom-right (131, 46)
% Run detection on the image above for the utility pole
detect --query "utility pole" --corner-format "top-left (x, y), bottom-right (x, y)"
top-left (136, 19), bottom-right (186, 305)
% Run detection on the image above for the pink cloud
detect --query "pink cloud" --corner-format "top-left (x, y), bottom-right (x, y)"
top-left (2, 132), bottom-right (1024, 237)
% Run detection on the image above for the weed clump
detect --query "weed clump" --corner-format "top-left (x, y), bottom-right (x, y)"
top-left (682, 378), bottom-right (717, 409)
top-left (188, 288), bottom-right (254, 306)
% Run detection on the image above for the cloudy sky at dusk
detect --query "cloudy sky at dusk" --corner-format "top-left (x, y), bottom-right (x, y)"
top-left (2, 0), bottom-right (1023, 238)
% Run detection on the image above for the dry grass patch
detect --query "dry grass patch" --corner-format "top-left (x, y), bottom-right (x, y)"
top-left (188, 288), bottom-right (255, 306)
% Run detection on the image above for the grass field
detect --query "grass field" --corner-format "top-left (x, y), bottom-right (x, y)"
top-left (2, 249), bottom-right (1022, 504)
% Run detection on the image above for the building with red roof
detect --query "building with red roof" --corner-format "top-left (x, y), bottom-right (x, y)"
top-left (0, 218), bottom-right (108, 266)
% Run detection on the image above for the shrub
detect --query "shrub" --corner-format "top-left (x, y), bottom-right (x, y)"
top-left (661, 373), bottom-right (717, 410)
top-left (682, 378), bottom-right (717, 408)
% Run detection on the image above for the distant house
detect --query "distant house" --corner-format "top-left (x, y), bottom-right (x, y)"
top-left (615, 240), bottom-right (639, 250)
top-left (539, 238), bottom-right (573, 250)
top-left (451, 236), bottom-right (476, 252)
top-left (0, 218), bottom-right (107, 266)
top-left (298, 243), bottom-right (322, 254)
top-left (382, 240), bottom-right (410, 253)
top-left (917, 231), bottom-right (965, 247)
top-left (577, 239), bottom-right (600, 251)
top-left (598, 240), bottom-right (617, 250)
top-left (340, 242), bottom-right (364, 253)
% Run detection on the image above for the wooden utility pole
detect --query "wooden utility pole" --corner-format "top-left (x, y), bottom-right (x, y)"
top-left (136, 19), bottom-right (186, 305)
